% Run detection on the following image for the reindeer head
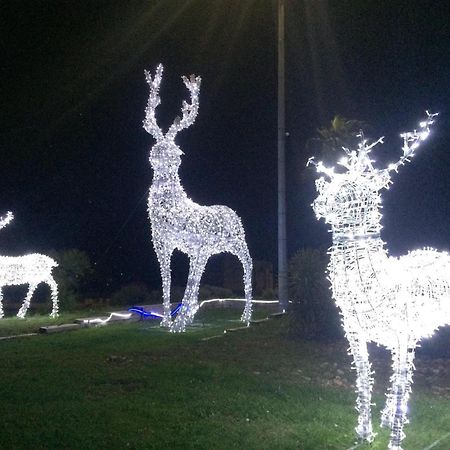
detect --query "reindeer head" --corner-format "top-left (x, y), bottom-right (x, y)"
top-left (143, 64), bottom-right (201, 177)
top-left (309, 112), bottom-right (437, 234)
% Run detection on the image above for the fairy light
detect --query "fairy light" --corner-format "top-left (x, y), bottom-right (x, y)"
top-left (81, 312), bottom-right (133, 326)
top-left (143, 64), bottom-right (253, 333)
top-left (0, 212), bottom-right (59, 319)
top-left (82, 299), bottom-right (277, 327)
top-left (199, 298), bottom-right (279, 307)
top-left (309, 112), bottom-right (447, 450)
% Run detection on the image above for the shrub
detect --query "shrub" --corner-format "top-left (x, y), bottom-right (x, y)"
top-left (199, 284), bottom-right (234, 300)
top-left (148, 284), bottom-right (235, 305)
top-left (110, 283), bottom-right (152, 306)
top-left (288, 248), bottom-right (342, 341)
top-left (52, 249), bottom-right (93, 312)
top-left (261, 287), bottom-right (277, 300)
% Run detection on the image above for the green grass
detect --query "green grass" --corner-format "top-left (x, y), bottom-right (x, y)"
top-left (0, 307), bottom-right (116, 337)
top-left (0, 309), bottom-right (449, 449)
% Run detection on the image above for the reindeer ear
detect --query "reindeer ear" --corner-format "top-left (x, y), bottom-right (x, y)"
top-left (315, 177), bottom-right (327, 193)
top-left (373, 170), bottom-right (391, 191)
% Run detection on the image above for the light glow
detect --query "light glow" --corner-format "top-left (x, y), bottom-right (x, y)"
top-left (0, 212), bottom-right (59, 318)
top-left (81, 299), bottom-right (277, 327)
top-left (143, 64), bottom-right (253, 332)
top-left (198, 298), bottom-right (279, 307)
top-left (309, 112), bottom-right (447, 450)
top-left (81, 312), bottom-right (132, 326)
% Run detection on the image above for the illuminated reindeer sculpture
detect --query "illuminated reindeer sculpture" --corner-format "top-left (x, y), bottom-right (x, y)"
top-left (0, 211), bottom-right (59, 318)
top-left (143, 64), bottom-right (252, 333)
top-left (309, 112), bottom-right (449, 449)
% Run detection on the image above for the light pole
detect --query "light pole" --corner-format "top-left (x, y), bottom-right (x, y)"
top-left (277, 0), bottom-right (288, 311)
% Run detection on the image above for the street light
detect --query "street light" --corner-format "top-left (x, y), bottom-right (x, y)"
top-left (277, 0), bottom-right (288, 311)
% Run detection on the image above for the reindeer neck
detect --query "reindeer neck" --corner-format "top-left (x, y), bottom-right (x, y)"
top-left (329, 223), bottom-right (388, 275)
top-left (327, 222), bottom-right (392, 327)
top-left (150, 170), bottom-right (187, 203)
top-left (331, 208), bottom-right (383, 243)
top-left (331, 220), bottom-right (385, 244)
top-left (331, 222), bottom-right (382, 241)
top-left (331, 231), bottom-right (386, 250)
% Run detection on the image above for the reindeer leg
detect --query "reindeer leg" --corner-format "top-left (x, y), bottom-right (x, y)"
top-left (47, 276), bottom-right (59, 318)
top-left (171, 252), bottom-right (208, 333)
top-left (386, 344), bottom-right (415, 450)
top-left (0, 287), bottom-right (4, 318)
top-left (155, 244), bottom-right (173, 328)
top-left (17, 283), bottom-right (38, 319)
top-left (381, 391), bottom-right (396, 429)
top-left (346, 330), bottom-right (375, 442)
top-left (381, 349), bottom-right (398, 429)
top-left (234, 243), bottom-right (253, 324)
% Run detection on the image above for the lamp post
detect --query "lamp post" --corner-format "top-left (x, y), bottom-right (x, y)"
top-left (277, 0), bottom-right (288, 311)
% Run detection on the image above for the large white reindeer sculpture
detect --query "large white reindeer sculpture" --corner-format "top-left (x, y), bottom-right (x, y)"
top-left (309, 112), bottom-right (450, 450)
top-left (0, 212), bottom-right (59, 318)
top-left (143, 64), bottom-right (252, 333)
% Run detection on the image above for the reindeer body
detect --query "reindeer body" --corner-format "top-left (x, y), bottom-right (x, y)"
top-left (0, 213), bottom-right (59, 318)
top-left (150, 200), bottom-right (249, 257)
top-left (310, 113), bottom-right (448, 449)
top-left (149, 180), bottom-right (247, 255)
top-left (144, 65), bottom-right (252, 332)
top-left (0, 254), bottom-right (56, 285)
top-left (329, 234), bottom-right (450, 347)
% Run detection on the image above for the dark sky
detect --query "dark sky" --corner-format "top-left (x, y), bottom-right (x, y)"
top-left (1, 1), bottom-right (449, 292)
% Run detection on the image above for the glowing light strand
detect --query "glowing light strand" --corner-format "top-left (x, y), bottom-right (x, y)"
top-left (81, 312), bottom-right (133, 326)
top-left (0, 211), bottom-right (59, 319)
top-left (198, 298), bottom-right (279, 307)
top-left (81, 299), bottom-right (277, 327)
top-left (143, 64), bottom-right (253, 332)
top-left (309, 112), bottom-right (448, 450)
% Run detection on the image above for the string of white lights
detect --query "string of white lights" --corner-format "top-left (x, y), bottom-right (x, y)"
top-left (310, 112), bottom-right (449, 450)
top-left (198, 298), bottom-right (279, 307)
top-left (0, 211), bottom-right (59, 319)
top-left (79, 299), bottom-right (277, 326)
top-left (143, 64), bottom-right (253, 333)
top-left (81, 312), bottom-right (132, 326)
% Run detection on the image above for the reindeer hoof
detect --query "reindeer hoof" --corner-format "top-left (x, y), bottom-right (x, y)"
top-left (356, 426), bottom-right (375, 443)
top-left (160, 317), bottom-right (172, 328)
top-left (388, 444), bottom-right (403, 450)
top-left (170, 322), bottom-right (185, 333)
top-left (241, 308), bottom-right (252, 324)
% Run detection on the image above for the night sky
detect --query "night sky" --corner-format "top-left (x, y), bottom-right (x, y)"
top-left (1, 1), bottom-right (449, 293)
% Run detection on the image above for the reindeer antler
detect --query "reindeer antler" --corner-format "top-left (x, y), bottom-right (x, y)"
top-left (166, 73), bottom-right (201, 140)
top-left (387, 111), bottom-right (438, 172)
top-left (307, 157), bottom-right (336, 179)
top-left (143, 65), bottom-right (201, 142)
top-left (143, 64), bottom-right (165, 141)
top-left (307, 131), bottom-right (384, 178)
top-left (0, 211), bottom-right (14, 230)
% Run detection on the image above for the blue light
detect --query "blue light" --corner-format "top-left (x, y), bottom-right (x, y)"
top-left (128, 304), bottom-right (181, 320)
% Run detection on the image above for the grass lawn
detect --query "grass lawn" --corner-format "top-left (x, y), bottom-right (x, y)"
top-left (0, 307), bottom-right (449, 449)
top-left (0, 306), bottom-right (116, 338)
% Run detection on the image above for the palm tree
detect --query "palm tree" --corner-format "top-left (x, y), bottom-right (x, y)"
top-left (307, 115), bottom-right (368, 164)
